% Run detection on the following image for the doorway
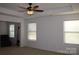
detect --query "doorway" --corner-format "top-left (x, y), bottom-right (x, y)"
top-left (8, 22), bottom-right (21, 47)
top-left (0, 21), bottom-right (21, 47)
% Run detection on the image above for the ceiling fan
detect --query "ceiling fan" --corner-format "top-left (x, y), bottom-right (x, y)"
top-left (19, 3), bottom-right (44, 16)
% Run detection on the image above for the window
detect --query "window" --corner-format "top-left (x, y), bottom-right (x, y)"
top-left (64, 20), bottom-right (79, 44)
top-left (9, 24), bottom-right (15, 38)
top-left (28, 23), bottom-right (37, 41)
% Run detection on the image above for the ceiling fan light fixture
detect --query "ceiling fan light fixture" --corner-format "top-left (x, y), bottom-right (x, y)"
top-left (19, 3), bottom-right (44, 16)
top-left (27, 10), bottom-right (34, 16)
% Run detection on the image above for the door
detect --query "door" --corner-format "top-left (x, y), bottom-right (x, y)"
top-left (8, 22), bottom-right (21, 47)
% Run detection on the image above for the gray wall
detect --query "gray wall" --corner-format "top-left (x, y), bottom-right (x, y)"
top-left (25, 14), bottom-right (79, 54)
top-left (1, 6), bottom-right (79, 54)
top-left (0, 21), bottom-right (8, 35)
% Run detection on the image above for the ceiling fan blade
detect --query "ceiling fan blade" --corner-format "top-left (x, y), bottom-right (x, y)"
top-left (33, 5), bottom-right (39, 9)
top-left (27, 7), bottom-right (32, 10)
top-left (19, 6), bottom-right (27, 9)
top-left (34, 10), bottom-right (44, 12)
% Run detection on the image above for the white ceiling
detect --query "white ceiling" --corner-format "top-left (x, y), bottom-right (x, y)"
top-left (0, 3), bottom-right (71, 11)
top-left (0, 3), bottom-right (79, 19)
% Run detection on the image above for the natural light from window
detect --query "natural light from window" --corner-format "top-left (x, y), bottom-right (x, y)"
top-left (64, 20), bottom-right (79, 44)
top-left (28, 23), bottom-right (37, 41)
top-left (9, 24), bottom-right (15, 38)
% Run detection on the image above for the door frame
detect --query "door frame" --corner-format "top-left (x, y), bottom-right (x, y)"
top-left (8, 22), bottom-right (21, 47)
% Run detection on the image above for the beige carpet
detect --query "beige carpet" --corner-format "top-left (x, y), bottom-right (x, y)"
top-left (0, 47), bottom-right (66, 55)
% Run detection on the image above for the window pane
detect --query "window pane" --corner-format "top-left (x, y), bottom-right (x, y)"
top-left (64, 21), bottom-right (79, 32)
top-left (10, 32), bottom-right (14, 37)
top-left (28, 23), bottom-right (37, 41)
top-left (9, 24), bottom-right (15, 38)
top-left (65, 32), bottom-right (79, 44)
top-left (28, 23), bottom-right (36, 31)
top-left (28, 32), bottom-right (36, 40)
top-left (64, 20), bottom-right (79, 44)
